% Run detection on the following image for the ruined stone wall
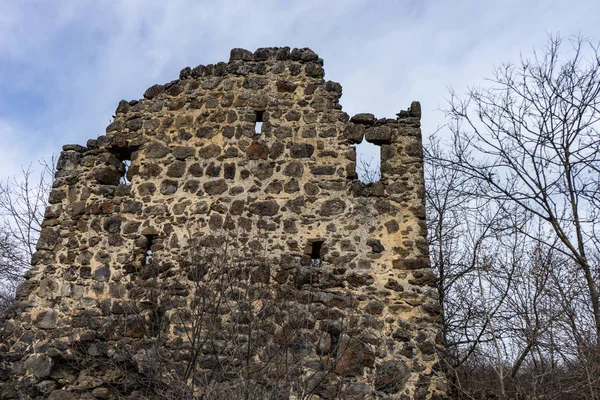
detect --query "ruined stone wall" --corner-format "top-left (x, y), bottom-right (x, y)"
top-left (0, 47), bottom-right (447, 399)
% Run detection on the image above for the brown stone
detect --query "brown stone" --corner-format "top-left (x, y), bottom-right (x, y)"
top-left (335, 341), bottom-right (375, 376)
top-left (392, 258), bottom-right (430, 270)
top-left (167, 161), bottom-right (187, 177)
top-left (346, 273), bottom-right (374, 288)
top-left (66, 201), bottom-right (86, 217)
top-left (138, 182), bottom-right (156, 196)
top-left (103, 216), bottom-right (122, 233)
top-left (290, 143), bottom-right (314, 158)
top-left (365, 125), bottom-right (392, 144)
top-left (146, 142), bottom-right (170, 158)
top-left (24, 354), bottom-right (54, 378)
top-left (375, 360), bottom-right (409, 394)
top-left (48, 390), bottom-right (75, 400)
top-left (189, 163), bottom-right (204, 177)
top-left (161, 179), bottom-right (179, 195)
top-left (384, 219), bottom-right (399, 234)
top-left (350, 113), bottom-right (375, 125)
top-left (172, 146), bottom-right (195, 160)
top-left (311, 165), bottom-right (336, 175)
top-left (37, 228), bottom-right (60, 250)
top-left (276, 80), bottom-right (297, 92)
top-left (320, 199), bottom-right (345, 216)
top-left (91, 166), bottom-right (121, 185)
top-left (246, 141), bottom-right (269, 160)
top-left (203, 179), bottom-right (228, 195)
top-left (197, 144), bottom-right (221, 159)
top-left (283, 161), bottom-right (304, 177)
top-left (144, 84), bottom-right (164, 99)
top-left (248, 200), bottom-right (279, 216)
top-left (384, 279), bottom-right (404, 292)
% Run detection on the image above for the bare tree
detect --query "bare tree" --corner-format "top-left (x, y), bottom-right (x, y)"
top-left (0, 161), bottom-right (53, 315)
top-left (426, 34), bottom-right (600, 399)
top-left (436, 34), bottom-right (600, 343)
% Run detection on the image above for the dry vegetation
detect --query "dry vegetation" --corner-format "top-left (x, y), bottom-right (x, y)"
top-left (426, 35), bottom-right (600, 399)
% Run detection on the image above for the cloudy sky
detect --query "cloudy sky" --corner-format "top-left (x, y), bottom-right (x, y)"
top-left (1, 0), bottom-right (599, 182)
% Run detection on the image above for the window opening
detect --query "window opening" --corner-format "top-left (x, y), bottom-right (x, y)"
top-left (144, 235), bottom-right (155, 265)
top-left (330, 330), bottom-right (342, 358)
top-left (353, 137), bottom-right (381, 183)
top-left (255, 110), bottom-right (264, 135)
top-left (310, 240), bottom-right (324, 267)
top-left (120, 160), bottom-right (131, 185)
top-left (111, 146), bottom-right (138, 186)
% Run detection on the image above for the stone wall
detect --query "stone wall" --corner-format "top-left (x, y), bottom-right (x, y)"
top-left (0, 47), bottom-right (447, 399)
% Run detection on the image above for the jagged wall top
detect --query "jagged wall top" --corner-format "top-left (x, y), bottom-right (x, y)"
top-left (1, 46), bottom-right (445, 399)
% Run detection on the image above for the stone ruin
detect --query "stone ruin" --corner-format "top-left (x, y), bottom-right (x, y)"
top-left (0, 47), bottom-right (447, 399)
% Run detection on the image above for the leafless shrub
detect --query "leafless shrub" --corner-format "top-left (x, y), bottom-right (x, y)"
top-left (63, 229), bottom-right (378, 399)
top-left (427, 34), bottom-right (600, 399)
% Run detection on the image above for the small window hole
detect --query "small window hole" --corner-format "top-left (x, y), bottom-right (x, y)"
top-left (353, 137), bottom-right (381, 183)
top-left (255, 111), bottom-right (264, 135)
top-left (144, 235), bottom-right (155, 265)
top-left (120, 160), bottom-right (131, 185)
top-left (330, 330), bottom-right (342, 358)
top-left (310, 240), bottom-right (324, 267)
top-left (111, 146), bottom-right (137, 186)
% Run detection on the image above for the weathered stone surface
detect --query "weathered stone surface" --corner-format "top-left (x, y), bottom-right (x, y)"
top-left (246, 142), bottom-right (269, 160)
top-left (93, 265), bottom-right (111, 282)
top-left (35, 309), bottom-right (58, 329)
top-left (203, 179), bottom-right (228, 195)
top-left (350, 113), bottom-right (376, 125)
top-left (290, 143), bottom-right (314, 158)
top-left (37, 228), bottom-right (60, 250)
top-left (48, 390), bottom-right (75, 400)
top-left (198, 144), bottom-right (221, 159)
top-left (138, 182), bottom-right (156, 196)
top-left (24, 354), bottom-right (54, 378)
top-left (160, 179), bottom-right (179, 195)
top-left (0, 48), bottom-right (444, 400)
top-left (320, 199), bottom-right (346, 216)
top-left (146, 142), bottom-right (170, 158)
top-left (167, 161), bottom-right (187, 177)
top-left (249, 200), bottom-right (279, 216)
top-left (375, 360), bottom-right (409, 394)
top-left (277, 80), bottom-right (297, 93)
top-left (230, 48), bottom-right (254, 61)
top-left (367, 239), bottom-right (385, 253)
top-left (365, 125), bottom-right (392, 144)
top-left (172, 146), bottom-right (196, 160)
top-left (103, 216), bottom-right (122, 233)
top-left (393, 258), bottom-right (430, 270)
top-left (311, 166), bottom-right (336, 175)
top-left (144, 84), bottom-right (164, 99)
top-left (91, 166), bottom-right (121, 185)
top-left (283, 161), bottom-right (304, 177)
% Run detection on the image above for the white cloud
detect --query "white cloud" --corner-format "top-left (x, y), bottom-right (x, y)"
top-left (1, 0), bottom-right (599, 183)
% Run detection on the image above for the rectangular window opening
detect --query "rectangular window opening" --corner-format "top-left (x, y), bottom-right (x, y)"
top-left (111, 146), bottom-right (138, 186)
top-left (120, 159), bottom-right (132, 185)
top-left (330, 330), bottom-right (341, 358)
top-left (310, 240), bottom-right (324, 267)
top-left (255, 111), bottom-right (264, 135)
top-left (353, 136), bottom-right (381, 183)
top-left (144, 234), bottom-right (155, 265)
